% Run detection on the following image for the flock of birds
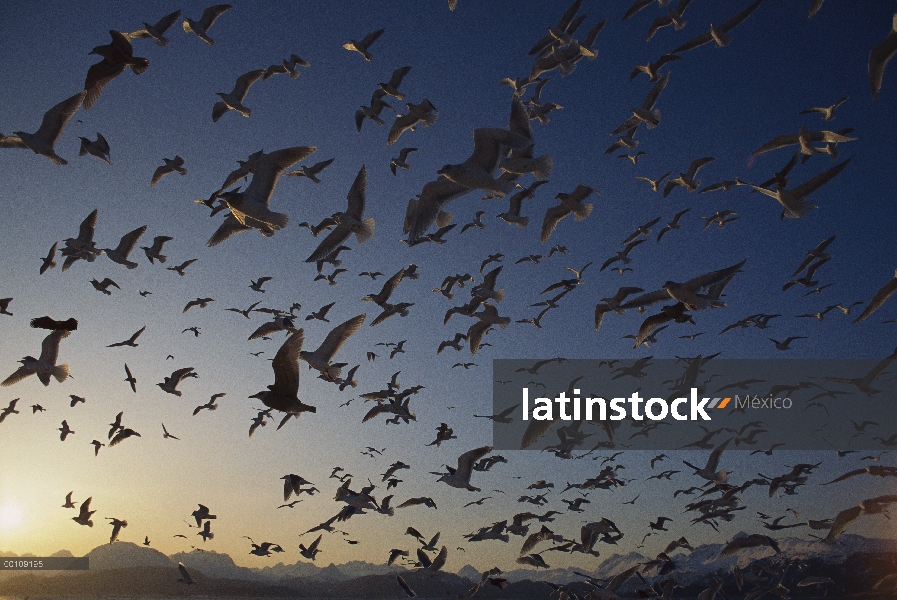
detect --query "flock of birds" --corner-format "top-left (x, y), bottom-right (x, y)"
top-left (3, 0), bottom-right (897, 597)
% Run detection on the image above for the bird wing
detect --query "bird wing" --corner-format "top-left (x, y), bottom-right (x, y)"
top-left (207, 214), bottom-right (251, 246)
top-left (406, 176), bottom-right (470, 240)
top-left (388, 66), bottom-right (412, 88)
top-left (720, 0), bottom-right (764, 33)
top-left (345, 165), bottom-right (367, 219)
top-left (35, 91), bottom-right (86, 146)
top-left (541, 204), bottom-right (571, 244)
top-left (231, 69), bottom-right (265, 101)
top-left (431, 546), bottom-right (448, 570)
top-left (686, 156), bottom-right (715, 178)
top-left (456, 445), bottom-right (493, 480)
top-left (669, 30), bottom-right (713, 54)
top-left (271, 330), bottom-right (304, 396)
top-left (790, 157), bottom-right (851, 199)
top-left (360, 28), bottom-right (385, 47)
top-left (170, 367), bottom-right (195, 384)
top-left (471, 128), bottom-right (528, 172)
top-left (641, 72), bottom-right (671, 110)
top-left (305, 224), bottom-right (351, 263)
top-left (315, 314), bottom-right (366, 362)
top-left (244, 146), bottom-right (317, 206)
top-left (113, 225), bottom-right (147, 256)
top-left (309, 157), bottom-right (335, 174)
top-left (853, 273), bottom-right (897, 323)
top-left (870, 22), bottom-right (897, 100)
top-left (39, 329), bottom-right (70, 365)
top-left (199, 4), bottom-right (234, 29)
top-left (84, 59), bottom-right (127, 111)
top-left (75, 209), bottom-right (99, 243)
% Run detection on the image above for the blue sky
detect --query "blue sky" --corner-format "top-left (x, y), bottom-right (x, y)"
top-left (1, 0), bottom-right (896, 571)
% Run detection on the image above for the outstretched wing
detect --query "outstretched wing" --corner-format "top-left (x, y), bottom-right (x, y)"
top-left (315, 314), bottom-right (366, 362)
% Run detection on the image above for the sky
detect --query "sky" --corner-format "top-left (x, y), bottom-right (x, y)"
top-left (1, 0), bottom-right (897, 574)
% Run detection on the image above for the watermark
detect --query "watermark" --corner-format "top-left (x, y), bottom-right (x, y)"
top-left (492, 358), bottom-right (897, 451)
top-left (1, 557), bottom-right (89, 570)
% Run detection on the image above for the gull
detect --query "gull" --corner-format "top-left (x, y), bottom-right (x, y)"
top-left (1, 91), bottom-right (85, 164)
top-left (83, 31), bottom-right (149, 110)
top-left (390, 148), bottom-right (418, 175)
top-left (669, 0), bottom-right (765, 54)
top-left (246, 325), bottom-right (317, 421)
top-left (646, 0), bottom-right (692, 41)
top-left (663, 157), bottom-right (715, 196)
top-left (263, 54), bottom-right (310, 79)
top-left (306, 302), bottom-right (336, 322)
top-left (249, 277), bottom-right (272, 293)
top-left (682, 437), bottom-right (731, 483)
top-left (416, 546), bottom-right (448, 575)
top-left (527, 101), bottom-right (563, 125)
top-left (140, 235), bottom-right (173, 264)
top-left (306, 166), bottom-right (375, 262)
top-left (356, 89), bottom-right (396, 130)
top-left (853, 268), bottom-right (897, 323)
top-left (528, 0), bottom-right (584, 56)
top-left (300, 314), bottom-right (366, 382)
top-left (541, 184), bottom-right (597, 243)
top-left (193, 393), bottom-right (225, 416)
top-left (702, 210), bottom-right (739, 230)
top-left (800, 96), bottom-right (849, 120)
top-left (749, 157), bottom-right (851, 218)
top-left (593, 287), bottom-right (642, 330)
top-left (182, 4), bottom-right (234, 45)
top-left (226, 301), bottom-right (260, 319)
top-left (0, 399), bottom-right (20, 423)
top-left (719, 534), bottom-right (780, 557)
top-left (870, 13), bottom-right (897, 100)
top-left (298, 217), bottom-right (337, 238)
top-left (618, 151), bottom-right (646, 165)
top-left (108, 326), bottom-right (146, 348)
top-left (623, 217), bottom-right (661, 244)
top-left (151, 156), bottom-right (187, 186)
top-left (162, 423), bottom-right (179, 440)
top-left (91, 278), bottom-right (120, 295)
top-left (73, 497), bottom-right (95, 526)
top-left (210, 147), bottom-right (317, 246)
top-left (629, 53), bottom-right (682, 82)
top-left (40, 242), bottom-right (58, 275)
top-left (783, 256), bottom-right (829, 290)
top-left (197, 521), bottom-right (213, 542)
top-left (636, 172), bottom-right (671, 193)
top-left (397, 575), bottom-right (416, 598)
top-left (157, 367), bottom-right (197, 396)
top-left (102, 225), bottom-right (146, 269)
top-left (379, 66), bottom-right (413, 100)
top-left (2, 328), bottom-right (71, 387)
top-left (184, 298), bottom-right (215, 312)
top-left (605, 126), bottom-right (639, 155)
top-left (63, 491), bottom-right (78, 508)
top-left (249, 314), bottom-right (297, 340)
top-left (314, 269), bottom-right (347, 285)
top-left (432, 446), bottom-right (493, 491)
top-left (59, 420), bottom-right (74, 441)
top-left (398, 497), bottom-right (438, 509)
top-left (388, 99), bottom-right (439, 146)
top-left (792, 234), bottom-right (835, 276)
top-left (79, 133), bottom-right (111, 164)
top-left (285, 157), bottom-right (335, 183)
top-left (371, 302), bottom-right (414, 326)
top-left (127, 9), bottom-right (182, 46)
top-left (752, 126), bottom-right (856, 156)
top-left (299, 534), bottom-right (323, 560)
top-left (90, 440), bottom-right (104, 456)
top-left (344, 28), bottom-right (385, 60)
top-left (124, 365), bottom-right (137, 392)
top-left (657, 208), bottom-right (690, 242)
top-left (213, 69), bottom-right (265, 121)
top-left (438, 333), bottom-right (467, 354)
top-left (107, 517), bottom-right (128, 543)
top-left (611, 72), bottom-right (670, 134)
top-left (600, 239), bottom-right (644, 271)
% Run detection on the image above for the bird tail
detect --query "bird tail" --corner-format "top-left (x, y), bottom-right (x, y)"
top-left (156, 36), bottom-right (169, 47)
top-left (646, 109), bottom-right (661, 129)
top-left (497, 316), bottom-right (511, 328)
top-left (355, 218), bottom-right (376, 243)
top-left (531, 154), bottom-right (554, 180)
top-left (573, 202), bottom-right (593, 221)
top-left (157, 255), bottom-right (167, 263)
top-left (421, 112), bottom-right (439, 127)
top-left (515, 215), bottom-right (530, 228)
top-left (54, 364), bottom-right (71, 383)
top-left (130, 58), bottom-right (150, 75)
top-left (436, 211), bottom-right (453, 228)
top-left (264, 211), bottom-right (290, 231)
top-left (493, 289), bottom-right (505, 302)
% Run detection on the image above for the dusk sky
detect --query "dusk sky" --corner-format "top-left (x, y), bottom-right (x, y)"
top-left (1, 0), bottom-right (896, 573)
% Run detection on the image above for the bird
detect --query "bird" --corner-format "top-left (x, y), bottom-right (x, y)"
top-left (59, 420), bottom-right (74, 441)
top-left (91, 440), bottom-right (104, 456)
top-left (343, 28), bottom-right (385, 61)
top-left (800, 96), bottom-right (849, 120)
top-left (107, 326), bottom-right (146, 348)
top-left (90, 278), bottom-right (120, 295)
top-left (78, 132), bottom-right (111, 164)
top-left (193, 393), bottom-right (225, 415)
top-left (182, 4), bottom-right (234, 45)
top-left (2, 328), bottom-right (71, 387)
top-left (109, 427), bottom-right (141, 446)
top-left (30, 316), bottom-right (78, 331)
top-left (83, 31), bottom-right (149, 110)
top-left (177, 562), bottom-right (196, 585)
top-left (72, 497), bottom-right (95, 527)
top-left (249, 330), bottom-right (317, 419)
top-left (299, 534), bottom-right (323, 560)
top-left (213, 69), bottom-right (266, 121)
top-left (719, 534), bottom-right (781, 557)
top-left (162, 423), bottom-right (179, 440)
top-left (668, 0), bottom-right (765, 54)
top-left (390, 147), bottom-right (418, 175)
top-left (127, 9), bottom-right (182, 46)
top-left (1, 91), bottom-right (86, 164)
top-left (541, 184), bottom-right (597, 243)
top-left (263, 54), bottom-right (310, 79)
top-left (870, 13), bottom-right (897, 100)
top-left (157, 367), bottom-right (197, 396)
top-left (69, 395), bottom-right (86, 407)
top-left (379, 66), bottom-right (413, 100)
top-left (124, 364), bottom-right (137, 392)
top-left (107, 517), bottom-right (128, 543)
top-left (306, 166), bottom-right (374, 262)
top-left (853, 268), bottom-right (897, 323)
top-left (768, 336), bottom-right (807, 350)
top-left (396, 574), bottom-right (416, 598)
top-left (183, 298), bottom-right (215, 312)
top-left (166, 258), bottom-right (197, 276)
top-left (388, 99), bottom-right (439, 146)
top-left (663, 157), bottom-right (715, 196)
top-left (151, 156), bottom-right (187, 186)
top-left (286, 157), bottom-right (335, 183)
top-left (432, 446), bottom-right (492, 491)
top-left (39, 242), bottom-right (58, 275)
top-left (140, 236), bottom-right (173, 264)
top-left (0, 399), bottom-right (20, 423)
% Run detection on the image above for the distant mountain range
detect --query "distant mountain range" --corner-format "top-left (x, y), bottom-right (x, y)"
top-left (1, 533), bottom-right (895, 597)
